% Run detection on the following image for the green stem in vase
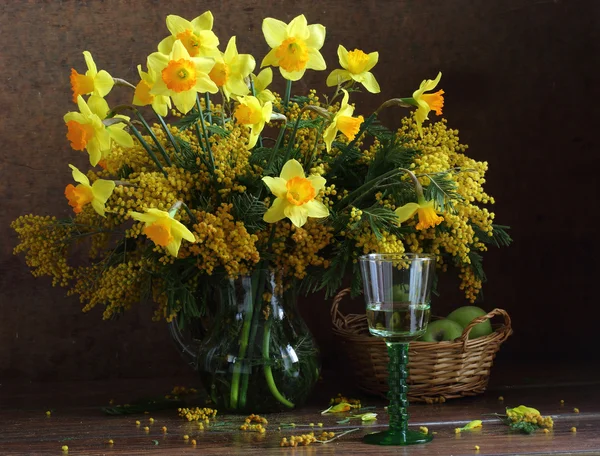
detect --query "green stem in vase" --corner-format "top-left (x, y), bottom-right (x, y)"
top-left (262, 319), bottom-right (294, 408)
top-left (229, 302), bottom-right (252, 409)
top-left (238, 268), bottom-right (264, 409)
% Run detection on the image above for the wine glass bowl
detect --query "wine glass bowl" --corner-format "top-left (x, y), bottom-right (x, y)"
top-left (359, 253), bottom-right (436, 445)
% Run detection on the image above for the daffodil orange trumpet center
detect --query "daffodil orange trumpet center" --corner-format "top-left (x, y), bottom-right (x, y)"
top-left (66, 120), bottom-right (95, 151)
top-left (336, 115), bottom-right (364, 141)
top-left (346, 49), bottom-right (370, 74)
top-left (162, 58), bottom-right (197, 92)
top-left (285, 176), bottom-right (316, 206)
top-left (65, 184), bottom-right (93, 214)
top-left (176, 30), bottom-right (203, 57)
top-left (134, 80), bottom-right (154, 105)
top-left (234, 104), bottom-right (261, 125)
top-left (421, 89), bottom-right (445, 115)
top-left (209, 62), bottom-right (230, 87)
top-left (144, 220), bottom-right (174, 247)
top-left (70, 69), bottom-right (94, 102)
top-left (275, 37), bottom-right (309, 73)
top-left (416, 205), bottom-right (444, 230)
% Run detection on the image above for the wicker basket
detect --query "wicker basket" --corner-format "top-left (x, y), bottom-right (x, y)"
top-left (331, 288), bottom-right (512, 402)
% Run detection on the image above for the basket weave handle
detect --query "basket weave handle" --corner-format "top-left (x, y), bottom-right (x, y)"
top-left (457, 308), bottom-right (513, 351)
top-left (330, 288), bottom-right (353, 331)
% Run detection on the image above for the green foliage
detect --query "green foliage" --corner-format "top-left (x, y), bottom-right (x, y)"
top-left (116, 164), bottom-right (133, 179)
top-left (508, 420), bottom-right (538, 435)
top-left (231, 193), bottom-right (267, 234)
top-left (422, 171), bottom-right (462, 213)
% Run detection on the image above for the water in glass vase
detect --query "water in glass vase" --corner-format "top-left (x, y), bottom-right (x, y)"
top-left (366, 302), bottom-right (431, 342)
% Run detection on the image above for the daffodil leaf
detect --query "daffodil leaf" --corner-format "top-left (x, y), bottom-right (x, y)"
top-left (336, 418), bottom-right (350, 424)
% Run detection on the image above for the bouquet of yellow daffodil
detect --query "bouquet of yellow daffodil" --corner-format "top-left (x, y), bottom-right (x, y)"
top-left (11, 12), bottom-right (510, 411)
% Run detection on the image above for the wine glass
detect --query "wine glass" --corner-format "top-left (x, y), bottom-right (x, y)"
top-left (359, 253), bottom-right (436, 445)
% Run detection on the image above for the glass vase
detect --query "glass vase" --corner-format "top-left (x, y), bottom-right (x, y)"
top-left (172, 269), bottom-right (321, 413)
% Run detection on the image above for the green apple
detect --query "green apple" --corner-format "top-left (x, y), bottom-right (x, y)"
top-left (392, 284), bottom-right (409, 302)
top-left (420, 319), bottom-right (464, 342)
top-left (446, 306), bottom-right (492, 339)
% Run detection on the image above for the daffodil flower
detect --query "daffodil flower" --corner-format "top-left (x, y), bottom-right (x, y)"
top-left (262, 159), bottom-right (329, 228)
top-left (70, 51), bottom-right (114, 103)
top-left (64, 96), bottom-right (133, 166)
top-left (395, 198), bottom-right (444, 230)
top-left (233, 95), bottom-right (272, 149)
top-left (412, 72), bottom-right (445, 137)
top-left (158, 12), bottom-right (220, 58)
top-left (322, 89), bottom-right (364, 152)
top-left (459, 420), bottom-right (483, 431)
top-left (251, 68), bottom-right (276, 104)
top-left (129, 208), bottom-right (196, 257)
top-left (261, 14), bottom-right (326, 81)
top-left (208, 36), bottom-right (256, 100)
top-left (326, 45), bottom-right (380, 93)
top-left (64, 164), bottom-right (115, 217)
top-left (148, 40), bottom-right (218, 114)
top-left (133, 64), bottom-right (172, 117)
top-left (320, 402), bottom-right (352, 415)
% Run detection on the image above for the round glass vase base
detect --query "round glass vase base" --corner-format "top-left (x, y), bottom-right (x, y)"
top-left (363, 429), bottom-right (433, 446)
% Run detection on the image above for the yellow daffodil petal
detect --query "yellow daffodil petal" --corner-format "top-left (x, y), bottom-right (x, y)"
top-left (76, 95), bottom-right (93, 117)
top-left (94, 70), bottom-right (114, 97)
top-left (166, 15), bottom-right (191, 35)
top-left (171, 91), bottom-right (197, 114)
top-left (279, 67), bottom-right (306, 82)
top-left (254, 68), bottom-right (272, 92)
top-left (107, 125), bottom-right (133, 148)
top-left (304, 200), bottom-right (329, 219)
top-left (168, 218), bottom-right (196, 243)
top-left (305, 23), bottom-right (326, 49)
top-left (337, 45), bottom-right (350, 69)
top-left (262, 17), bottom-right (287, 48)
top-left (326, 68), bottom-right (352, 87)
top-left (263, 197), bottom-right (287, 224)
top-left (262, 176), bottom-right (288, 198)
top-left (307, 175), bottom-right (326, 195)
top-left (191, 11), bottom-right (214, 30)
top-left (395, 202), bottom-right (420, 223)
top-left (90, 179), bottom-right (116, 217)
top-left (260, 48), bottom-right (279, 69)
top-left (286, 14), bottom-right (310, 40)
top-left (461, 420), bottom-right (483, 431)
top-left (284, 204), bottom-right (309, 228)
top-left (306, 48), bottom-right (326, 71)
top-left (306, 24), bottom-right (326, 50)
top-left (280, 159), bottom-right (305, 181)
top-left (322, 122), bottom-right (338, 152)
top-left (87, 95), bottom-right (109, 119)
top-left (413, 71), bottom-right (442, 99)
top-left (83, 51), bottom-right (97, 75)
top-left (358, 72), bottom-right (380, 93)
top-left (69, 164), bottom-right (90, 186)
top-left (166, 236), bottom-right (182, 257)
top-left (321, 402), bottom-right (352, 414)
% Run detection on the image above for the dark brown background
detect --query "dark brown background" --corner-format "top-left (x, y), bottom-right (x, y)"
top-left (1, 0), bottom-right (598, 383)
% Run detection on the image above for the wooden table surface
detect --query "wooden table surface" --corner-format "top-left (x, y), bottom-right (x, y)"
top-left (1, 362), bottom-right (599, 455)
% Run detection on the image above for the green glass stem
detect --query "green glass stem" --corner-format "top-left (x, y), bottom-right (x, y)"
top-left (363, 342), bottom-right (433, 445)
top-left (387, 342), bottom-right (409, 434)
